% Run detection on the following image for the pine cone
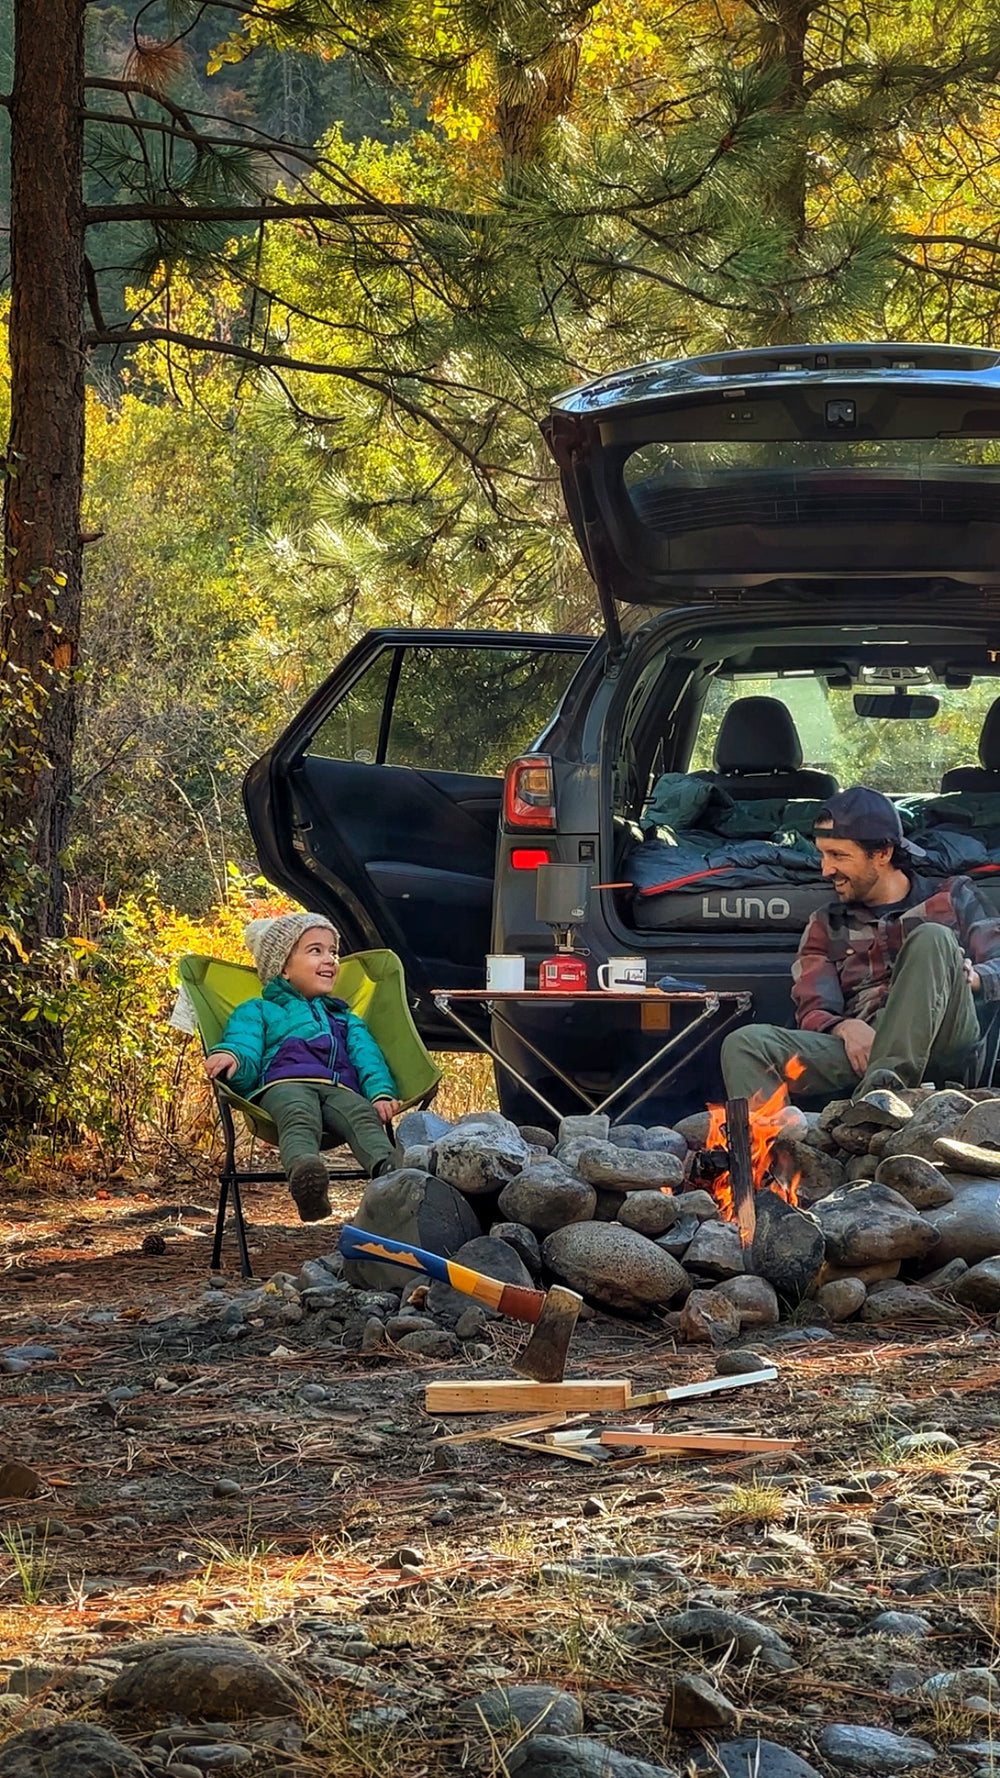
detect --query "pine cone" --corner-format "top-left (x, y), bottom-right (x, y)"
top-left (141, 1232), bottom-right (167, 1256)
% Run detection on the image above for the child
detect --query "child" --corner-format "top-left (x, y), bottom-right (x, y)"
top-left (204, 913), bottom-right (401, 1222)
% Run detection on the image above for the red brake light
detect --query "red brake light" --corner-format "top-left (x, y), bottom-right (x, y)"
top-left (504, 755), bottom-right (555, 829)
top-left (511, 847), bottom-right (551, 869)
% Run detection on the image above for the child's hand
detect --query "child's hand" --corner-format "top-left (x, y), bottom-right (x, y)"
top-left (205, 1051), bottom-right (239, 1081)
top-left (374, 1097), bottom-right (402, 1124)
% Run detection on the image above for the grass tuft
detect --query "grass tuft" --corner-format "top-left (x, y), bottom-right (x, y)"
top-left (0, 1527), bottom-right (53, 1605)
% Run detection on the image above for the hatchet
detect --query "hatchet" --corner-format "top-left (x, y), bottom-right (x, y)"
top-left (338, 1225), bottom-right (582, 1383)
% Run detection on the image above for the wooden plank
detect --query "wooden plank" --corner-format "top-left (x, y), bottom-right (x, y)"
top-left (629, 1368), bottom-right (777, 1408)
top-left (433, 1411), bottom-right (575, 1446)
top-left (600, 1430), bottom-right (798, 1454)
top-left (425, 1379), bottom-right (632, 1414)
top-left (493, 1436), bottom-right (601, 1465)
top-left (726, 1094), bottom-right (756, 1247)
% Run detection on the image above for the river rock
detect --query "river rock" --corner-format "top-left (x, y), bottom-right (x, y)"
top-left (656, 1216), bottom-right (699, 1258)
top-left (0, 1724), bottom-right (149, 1777)
top-left (770, 1138), bottom-right (845, 1206)
top-left (662, 1672), bottom-right (738, 1731)
top-left (951, 1256), bottom-right (1000, 1312)
top-left (543, 1223), bottom-right (687, 1312)
top-left (621, 1606), bottom-right (795, 1672)
top-left (817, 1724), bottom-right (935, 1771)
top-left (816, 1278), bottom-right (867, 1320)
top-left (922, 1182), bottom-right (1000, 1263)
top-left (455, 1684), bottom-right (583, 1735)
top-left (750, 1189), bottom-right (825, 1306)
top-left (674, 1111), bottom-right (711, 1148)
top-left (497, 1160), bottom-right (597, 1233)
top-left (935, 1137), bottom-right (1000, 1178)
top-left (858, 1283), bottom-right (964, 1325)
top-left (641, 1126), bottom-right (689, 1159)
top-left (874, 1154), bottom-right (954, 1209)
top-left (592, 1188), bottom-right (627, 1222)
top-left (690, 1744), bottom-right (822, 1778)
top-left (104, 1634), bottom-right (316, 1720)
top-left (431, 1118), bottom-right (531, 1195)
top-left (684, 1220), bottom-right (745, 1279)
top-left (617, 1192), bottom-right (679, 1237)
top-left (519, 1124), bottom-right (556, 1150)
top-left (491, 1222), bottom-right (542, 1274)
top-left (395, 1109), bottom-right (452, 1148)
top-left (714, 1275), bottom-right (780, 1328)
top-left (919, 1256), bottom-right (968, 1289)
top-left (576, 1144), bottom-right (684, 1191)
top-left (814, 1183), bottom-right (938, 1267)
top-left (952, 1097), bottom-right (1000, 1150)
top-left (677, 1190), bottom-right (721, 1220)
top-left (881, 1090), bottom-right (975, 1161)
top-left (342, 1169), bottom-right (480, 1289)
top-left (506, 1738), bottom-right (679, 1778)
top-left (680, 1289), bottom-right (741, 1345)
top-left (428, 1237), bottom-right (534, 1325)
top-left (838, 1090), bottom-right (912, 1131)
top-left (845, 1154), bottom-right (878, 1181)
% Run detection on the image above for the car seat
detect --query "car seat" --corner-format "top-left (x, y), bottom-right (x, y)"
top-left (940, 697), bottom-right (1000, 791)
top-left (697, 696), bottom-right (839, 801)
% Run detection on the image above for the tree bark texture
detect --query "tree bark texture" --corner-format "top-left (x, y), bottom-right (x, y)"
top-left (2, 0), bottom-right (86, 936)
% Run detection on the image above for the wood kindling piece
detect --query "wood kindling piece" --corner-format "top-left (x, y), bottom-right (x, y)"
top-left (725, 1094), bottom-right (757, 1247)
top-left (600, 1431), bottom-right (798, 1454)
top-left (628, 1368), bottom-right (777, 1408)
top-left (425, 1379), bottom-right (632, 1413)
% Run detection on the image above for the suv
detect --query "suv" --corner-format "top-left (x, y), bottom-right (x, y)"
top-left (244, 341), bottom-right (1000, 1124)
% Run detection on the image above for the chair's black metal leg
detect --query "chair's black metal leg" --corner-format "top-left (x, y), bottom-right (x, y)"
top-left (231, 1180), bottom-right (253, 1279)
top-left (211, 1175), bottom-right (230, 1271)
top-left (212, 1090), bottom-right (240, 1273)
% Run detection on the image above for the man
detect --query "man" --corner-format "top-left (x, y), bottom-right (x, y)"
top-left (721, 784), bottom-right (1000, 1101)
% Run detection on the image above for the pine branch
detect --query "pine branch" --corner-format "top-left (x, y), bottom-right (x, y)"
top-left (84, 199), bottom-right (474, 226)
top-left (84, 78), bottom-right (322, 168)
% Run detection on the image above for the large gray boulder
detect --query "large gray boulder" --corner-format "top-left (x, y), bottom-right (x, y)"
top-left (342, 1169), bottom-right (481, 1290)
top-left (542, 1222), bottom-right (688, 1313)
top-left (431, 1117), bottom-right (531, 1195)
top-left (104, 1633), bottom-right (316, 1721)
top-left (922, 1181), bottom-right (1000, 1264)
top-left (497, 1159), bottom-right (596, 1233)
top-left (814, 1182), bottom-right (938, 1267)
top-left (750, 1189), bottom-right (825, 1306)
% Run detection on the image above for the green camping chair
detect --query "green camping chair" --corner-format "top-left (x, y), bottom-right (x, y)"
top-left (177, 949), bottom-right (443, 1278)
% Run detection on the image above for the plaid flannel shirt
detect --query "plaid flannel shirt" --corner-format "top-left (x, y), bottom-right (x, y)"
top-left (791, 872), bottom-right (1000, 1032)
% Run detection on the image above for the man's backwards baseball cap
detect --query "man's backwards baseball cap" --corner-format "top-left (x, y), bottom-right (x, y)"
top-left (814, 785), bottom-right (926, 858)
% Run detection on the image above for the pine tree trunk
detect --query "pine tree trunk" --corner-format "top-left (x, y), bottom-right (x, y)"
top-left (1, 0), bottom-right (86, 939)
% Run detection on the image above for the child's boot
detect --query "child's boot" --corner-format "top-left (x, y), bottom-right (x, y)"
top-left (287, 1155), bottom-right (331, 1222)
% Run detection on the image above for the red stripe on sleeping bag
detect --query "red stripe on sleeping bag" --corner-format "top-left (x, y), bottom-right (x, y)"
top-left (636, 866), bottom-right (734, 898)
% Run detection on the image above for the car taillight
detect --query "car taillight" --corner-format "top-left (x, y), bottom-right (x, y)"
top-left (504, 755), bottom-right (555, 829)
top-left (511, 847), bottom-right (551, 869)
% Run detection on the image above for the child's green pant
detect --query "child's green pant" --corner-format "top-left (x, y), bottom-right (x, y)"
top-left (259, 1081), bottom-right (395, 1176)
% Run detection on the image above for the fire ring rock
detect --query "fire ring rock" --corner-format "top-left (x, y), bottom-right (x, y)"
top-left (750, 1188), bottom-right (825, 1307)
top-left (0, 1724), bottom-right (150, 1778)
top-left (881, 1089), bottom-right (975, 1161)
top-left (922, 1182), bottom-right (1000, 1264)
top-left (683, 1219), bottom-right (745, 1279)
top-left (874, 1153), bottom-right (954, 1209)
top-left (542, 1222), bottom-right (688, 1312)
top-left (814, 1182), bottom-right (939, 1267)
top-left (431, 1118), bottom-right (531, 1195)
top-left (680, 1288), bottom-right (742, 1345)
top-left (714, 1274), bottom-right (780, 1328)
top-left (617, 1191), bottom-right (680, 1237)
top-left (575, 1143), bottom-right (684, 1191)
top-left (342, 1169), bottom-right (481, 1290)
top-left (497, 1159), bottom-right (597, 1233)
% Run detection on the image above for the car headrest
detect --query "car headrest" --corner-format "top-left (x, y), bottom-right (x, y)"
top-left (980, 696), bottom-right (1000, 769)
top-left (714, 696), bottom-right (804, 775)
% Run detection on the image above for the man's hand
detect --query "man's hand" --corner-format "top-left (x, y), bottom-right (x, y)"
top-left (833, 1018), bottom-right (874, 1075)
top-left (965, 956), bottom-right (982, 992)
top-left (204, 1051), bottom-right (239, 1081)
top-left (374, 1097), bottom-right (402, 1124)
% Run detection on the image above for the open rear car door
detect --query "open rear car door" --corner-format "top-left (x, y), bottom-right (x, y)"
top-left (243, 629), bottom-right (593, 1040)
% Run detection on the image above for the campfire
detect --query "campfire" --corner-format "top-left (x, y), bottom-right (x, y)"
top-left (696, 1059), bottom-right (807, 1246)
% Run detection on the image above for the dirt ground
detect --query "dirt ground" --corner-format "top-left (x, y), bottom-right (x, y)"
top-left (4, 1155), bottom-right (1000, 1775)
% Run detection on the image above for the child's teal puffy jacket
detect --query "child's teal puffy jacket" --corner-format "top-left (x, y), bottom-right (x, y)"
top-left (209, 975), bottom-right (396, 1102)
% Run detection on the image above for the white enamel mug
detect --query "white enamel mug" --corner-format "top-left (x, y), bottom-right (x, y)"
top-left (486, 953), bottom-right (526, 991)
top-left (597, 956), bottom-right (647, 992)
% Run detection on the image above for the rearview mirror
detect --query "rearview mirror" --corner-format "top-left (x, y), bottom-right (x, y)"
top-left (852, 693), bottom-right (940, 719)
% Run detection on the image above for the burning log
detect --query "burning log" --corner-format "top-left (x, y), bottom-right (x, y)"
top-left (725, 1095), bottom-right (757, 1248)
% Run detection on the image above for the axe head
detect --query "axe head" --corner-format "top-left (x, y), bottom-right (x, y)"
top-left (513, 1284), bottom-right (582, 1382)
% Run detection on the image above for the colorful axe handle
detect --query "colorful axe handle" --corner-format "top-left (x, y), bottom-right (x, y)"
top-left (339, 1225), bottom-right (548, 1324)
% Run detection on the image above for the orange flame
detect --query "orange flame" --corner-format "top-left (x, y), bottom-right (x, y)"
top-left (704, 1062), bottom-right (803, 1229)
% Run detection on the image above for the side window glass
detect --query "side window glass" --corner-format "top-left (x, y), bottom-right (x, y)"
top-left (306, 649), bottom-right (394, 761)
top-left (386, 646), bottom-right (582, 774)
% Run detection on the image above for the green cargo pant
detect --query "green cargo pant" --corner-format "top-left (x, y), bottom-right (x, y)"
top-left (721, 922), bottom-right (981, 1101)
top-left (258, 1080), bottom-right (395, 1177)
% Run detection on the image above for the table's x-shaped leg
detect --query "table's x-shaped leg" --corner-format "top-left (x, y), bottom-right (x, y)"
top-left (432, 993), bottom-right (750, 1125)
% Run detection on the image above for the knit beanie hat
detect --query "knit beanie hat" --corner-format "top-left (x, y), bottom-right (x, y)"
top-left (243, 913), bottom-right (339, 987)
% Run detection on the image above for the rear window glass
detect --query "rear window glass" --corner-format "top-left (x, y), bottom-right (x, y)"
top-left (689, 674), bottom-right (1000, 796)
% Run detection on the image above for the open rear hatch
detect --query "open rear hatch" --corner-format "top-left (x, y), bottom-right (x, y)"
top-left (543, 342), bottom-right (1000, 646)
